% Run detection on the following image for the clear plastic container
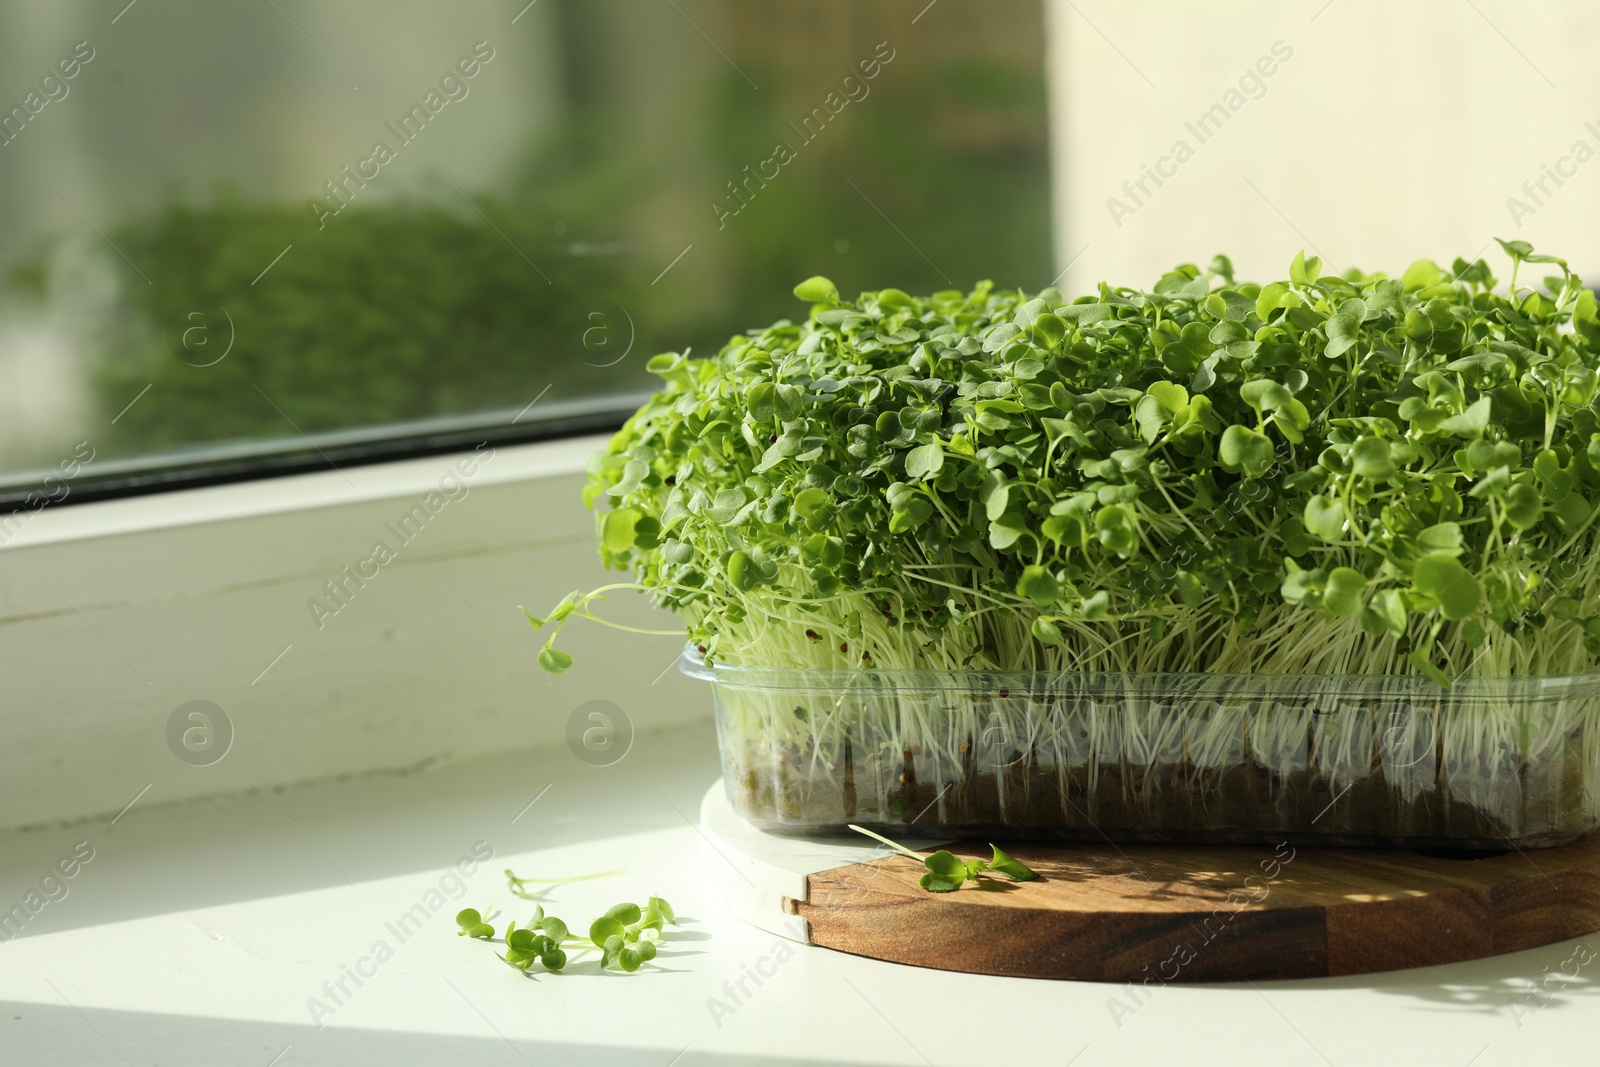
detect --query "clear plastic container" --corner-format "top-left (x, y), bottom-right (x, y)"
top-left (682, 650), bottom-right (1600, 849)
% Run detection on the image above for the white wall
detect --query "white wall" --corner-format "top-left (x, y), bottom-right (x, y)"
top-left (1046, 0), bottom-right (1600, 289)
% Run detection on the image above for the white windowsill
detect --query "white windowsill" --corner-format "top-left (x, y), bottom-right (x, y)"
top-left (0, 719), bottom-right (1589, 1065)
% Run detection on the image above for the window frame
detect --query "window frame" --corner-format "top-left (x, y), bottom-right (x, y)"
top-left (0, 433), bottom-right (707, 831)
top-left (0, 394), bottom-right (647, 511)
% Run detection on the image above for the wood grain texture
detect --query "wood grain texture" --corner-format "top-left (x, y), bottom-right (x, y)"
top-left (793, 835), bottom-right (1600, 981)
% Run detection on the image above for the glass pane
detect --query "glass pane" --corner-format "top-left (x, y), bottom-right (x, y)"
top-left (0, 0), bottom-right (1050, 501)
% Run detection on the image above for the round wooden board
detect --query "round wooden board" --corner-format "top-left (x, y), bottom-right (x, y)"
top-left (791, 835), bottom-right (1600, 982)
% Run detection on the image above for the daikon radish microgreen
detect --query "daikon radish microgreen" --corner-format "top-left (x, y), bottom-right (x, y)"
top-left (532, 243), bottom-right (1600, 685)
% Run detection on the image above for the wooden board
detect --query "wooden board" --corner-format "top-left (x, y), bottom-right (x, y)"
top-left (792, 835), bottom-right (1600, 981)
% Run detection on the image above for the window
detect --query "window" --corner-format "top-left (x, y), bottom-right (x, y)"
top-left (0, 0), bottom-right (1051, 505)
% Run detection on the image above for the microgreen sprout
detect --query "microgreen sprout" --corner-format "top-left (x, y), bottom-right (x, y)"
top-left (585, 898), bottom-right (677, 972)
top-left (504, 867), bottom-right (624, 900)
top-left (849, 825), bottom-right (1038, 892)
top-left (532, 244), bottom-right (1600, 686)
top-left (588, 902), bottom-right (640, 948)
top-left (600, 933), bottom-right (657, 972)
top-left (528, 903), bottom-right (569, 943)
top-left (461, 895), bottom-right (680, 978)
top-left (454, 907), bottom-right (496, 939)
top-left (628, 895), bottom-right (676, 939)
top-left (494, 902), bottom-right (583, 975)
top-left (500, 927), bottom-right (567, 974)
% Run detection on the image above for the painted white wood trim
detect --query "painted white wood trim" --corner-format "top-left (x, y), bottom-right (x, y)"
top-left (0, 434), bottom-right (610, 551)
top-left (0, 436), bottom-right (706, 831)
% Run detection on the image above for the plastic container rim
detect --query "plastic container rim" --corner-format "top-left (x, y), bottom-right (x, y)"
top-left (678, 646), bottom-right (1600, 700)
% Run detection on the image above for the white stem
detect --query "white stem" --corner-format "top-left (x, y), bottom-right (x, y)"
top-left (847, 824), bottom-right (926, 860)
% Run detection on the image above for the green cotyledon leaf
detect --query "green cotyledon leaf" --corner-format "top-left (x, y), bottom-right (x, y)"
top-left (919, 850), bottom-right (969, 892)
top-left (985, 845), bottom-right (1038, 882)
top-left (1322, 567), bottom-right (1367, 618)
top-left (1413, 553), bottom-right (1482, 620)
top-left (1219, 424), bottom-right (1275, 477)
top-left (1304, 497), bottom-right (1346, 542)
top-left (793, 276), bottom-right (838, 303)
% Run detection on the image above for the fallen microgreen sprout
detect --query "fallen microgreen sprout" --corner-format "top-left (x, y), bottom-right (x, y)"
top-left (601, 933), bottom-right (656, 972)
top-left (499, 926), bottom-right (567, 975)
top-left (587, 902), bottom-right (639, 948)
top-left (849, 824), bottom-right (1038, 892)
top-left (461, 895), bottom-right (680, 978)
top-left (528, 903), bottom-right (569, 943)
top-left (454, 907), bottom-right (496, 939)
top-left (584, 900), bottom-right (676, 971)
top-left (628, 895), bottom-right (676, 940)
top-left (504, 867), bottom-right (625, 900)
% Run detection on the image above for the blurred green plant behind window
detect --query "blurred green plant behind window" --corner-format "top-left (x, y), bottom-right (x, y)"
top-left (0, 0), bottom-right (1049, 486)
